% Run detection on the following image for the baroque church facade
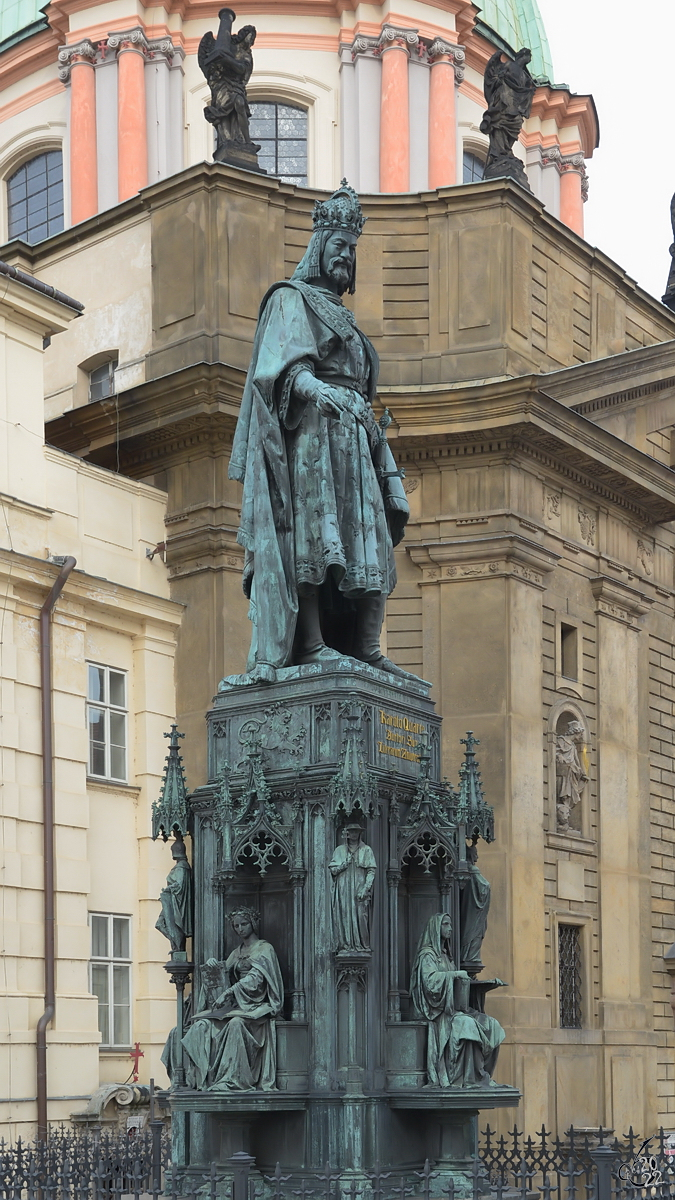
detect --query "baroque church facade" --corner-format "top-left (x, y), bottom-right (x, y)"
top-left (2, 0), bottom-right (675, 1148)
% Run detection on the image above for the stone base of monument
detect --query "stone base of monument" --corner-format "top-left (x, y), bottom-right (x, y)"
top-left (214, 142), bottom-right (267, 173)
top-left (483, 155), bottom-right (532, 193)
top-left (165, 661), bottom-right (519, 1184)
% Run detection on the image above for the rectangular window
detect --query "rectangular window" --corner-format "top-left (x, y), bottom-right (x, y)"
top-left (87, 663), bottom-right (127, 781)
top-left (558, 923), bottom-right (582, 1028)
top-left (90, 913), bottom-right (132, 1048)
top-left (88, 359), bottom-right (117, 403)
top-left (560, 623), bottom-right (578, 681)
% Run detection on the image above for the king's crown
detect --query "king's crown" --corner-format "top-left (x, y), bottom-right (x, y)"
top-left (312, 179), bottom-right (366, 237)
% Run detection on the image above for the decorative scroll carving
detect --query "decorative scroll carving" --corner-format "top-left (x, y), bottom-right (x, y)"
top-left (577, 506), bottom-right (596, 546)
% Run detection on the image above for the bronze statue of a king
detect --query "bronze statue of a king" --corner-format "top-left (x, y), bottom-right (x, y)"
top-left (227, 181), bottom-right (412, 686)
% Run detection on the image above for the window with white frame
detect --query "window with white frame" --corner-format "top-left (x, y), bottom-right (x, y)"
top-left (90, 913), bottom-right (132, 1048)
top-left (87, 663), bottom-right (127, 782)
top-left (7, 150), bottom-right (64, 243)
top-left (88, 359), bottom-right (117, 403)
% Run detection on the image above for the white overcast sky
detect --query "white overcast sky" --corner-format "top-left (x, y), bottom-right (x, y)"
top-left (535, 0), bottom-right (675, 304)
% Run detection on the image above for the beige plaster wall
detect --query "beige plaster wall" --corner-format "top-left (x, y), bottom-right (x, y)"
top-left (0, 278), bottom-right (181, 1139)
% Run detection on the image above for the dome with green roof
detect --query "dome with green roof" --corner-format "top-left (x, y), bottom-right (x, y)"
top-left (475, 0), bottom-right (554, 81)
top-left (0, 0), bottom-right (46, 51)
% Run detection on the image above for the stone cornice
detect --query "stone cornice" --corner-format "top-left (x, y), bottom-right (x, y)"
top-left (408, 533), bottom-right (559, 590)
top-left (589, 575), bottom-right (653, 629)
top-left (45, 367), bottom-right (675, 523)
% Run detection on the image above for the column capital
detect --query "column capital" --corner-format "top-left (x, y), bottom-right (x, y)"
top-left (57, 39), bottom-right (96, 83)
top-left (378, 24), bottom-right (419, 55)
top-left (107, 27), bottom-right (151, 57)
top-left (560, 152), bottom-right (589, 200)
top-left (427, 39), bottom-right (465, 82)
top-left (351, 34), bottom-right (380, 59)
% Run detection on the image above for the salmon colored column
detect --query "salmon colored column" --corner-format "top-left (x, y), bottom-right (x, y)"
top-left (70, 55), bottom-right (98, 224)
top-left (560, 159), bottom-right (585, 238)
top-left (380, 35), bottom-right (410, 193)
top-left (117, 43), bottom-right (148, 201)
top-left (428, 42), bottom-right (456, 190)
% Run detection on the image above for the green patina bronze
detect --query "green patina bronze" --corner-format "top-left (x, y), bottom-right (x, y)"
top-left (226, 182), bottom-right (412, 687)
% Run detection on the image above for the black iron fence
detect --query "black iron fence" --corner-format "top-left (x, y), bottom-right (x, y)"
top-left (1, 1126), bottom-right (675, 1200)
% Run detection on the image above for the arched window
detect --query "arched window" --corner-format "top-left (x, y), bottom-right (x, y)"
top-left (463, 151), bottom-right (485, 184)
top-left (249, 103), bottom-right (308, 185)
top-left (7, 150), bottom-right (63, 243)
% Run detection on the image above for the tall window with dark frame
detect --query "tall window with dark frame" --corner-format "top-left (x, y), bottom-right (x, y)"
top-left (558, 923), bottom-right (582, 1028)
top-left (7, 150), bottom-right (64, 243)
top-left (249, 103), bottom-right (308, 185)
top-left (463, 151), bottom-right (486, 183)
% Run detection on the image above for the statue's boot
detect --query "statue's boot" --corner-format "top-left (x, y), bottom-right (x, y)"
top-left (296, 589), bottom-right (343, 665)
top-left (354, 593), bottom-right (420, 681)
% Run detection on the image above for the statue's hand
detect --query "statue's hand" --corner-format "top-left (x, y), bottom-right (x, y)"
top-left (314, 383), bottom-right (346, 419)
top-left (205, 957), bottom-right (219, 968)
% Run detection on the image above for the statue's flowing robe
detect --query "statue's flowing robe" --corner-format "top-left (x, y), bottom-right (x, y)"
top-left (181, 939), bottom-right (284, 1091)
top-left (411, 914), bottom-right (504, 1087)
top-left (329, 842), bottom-right (377, 951)
top-left (228, 280), bottom-right (409, 671)
top-left (155, 859), bottom-right (193, 951)
top-left (556, 736), bottom-right (586, 803)
top-left (459, 863), bottom-right (491, 963)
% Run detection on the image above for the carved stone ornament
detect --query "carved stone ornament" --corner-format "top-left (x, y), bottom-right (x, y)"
top-left (555, 719), bottom-right (588, 834)
top-left (637, 539), bottom-right (654, 576)
top-left (57, 39), bottom-right (96, 82)
top-left (544, 490), bottom-right (561, 521)
top-left (577, 506), bottom-right (596, 546)
top-left (378, 24), bottom-right (419, 51)
top-left (427, 39), bottom-right (466, 83)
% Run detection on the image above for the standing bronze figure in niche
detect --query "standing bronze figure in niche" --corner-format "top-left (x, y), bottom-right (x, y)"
top-left (330, 824), bottom-right (377, 953)
top-left (155, 835), bottom-right (193, 953)
top-left (411, 914), bottom-right (504, 1087)
top-left (181, 907), bottom-right (283, 1091)
top-left (227, 181), bottom-right (412, 686)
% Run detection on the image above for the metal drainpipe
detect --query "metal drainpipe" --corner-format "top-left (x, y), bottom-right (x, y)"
top-left (37, 556), bottom-right (76, 1142)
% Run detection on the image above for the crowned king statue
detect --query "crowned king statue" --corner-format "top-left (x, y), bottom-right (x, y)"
top-left (227, 181), bottom-right (413, 686)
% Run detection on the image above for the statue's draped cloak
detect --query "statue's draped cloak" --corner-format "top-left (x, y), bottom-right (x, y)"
top-left (181, 938), bottom-right (284, 1091)
top-left (459, 864), bottom-right (490, 963)
top-left (155, 859), bottom-right (193, 949)
top-left (229, 279), bottom-right (409, 670)
top-left (411, 914), bottom-right (504, 1087)
top-left (329, 841), bottom-right (377, 951)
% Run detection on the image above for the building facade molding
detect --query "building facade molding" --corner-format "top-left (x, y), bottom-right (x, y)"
top-left (408, 532), bottom-right (560, 590)
top-left (589, 574), bottom-right (653, 629)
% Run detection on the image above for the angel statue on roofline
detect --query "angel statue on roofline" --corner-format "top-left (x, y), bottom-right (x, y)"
top-left (480, 47), bottom-right (537, 192)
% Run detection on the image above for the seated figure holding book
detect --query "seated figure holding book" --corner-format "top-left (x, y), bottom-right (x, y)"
top-left (181, 907), bottom-right (284, 1091)
top-left (411, 913), bottom-right (504, 1088)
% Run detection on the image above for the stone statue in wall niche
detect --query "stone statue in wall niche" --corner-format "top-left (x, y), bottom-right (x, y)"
top-left (180, 907), bottom-right (284, 1091)
top-left (330, 823), bottom-right (377, 953)
top-left (555, 719), bottom-right (588, 833)
top-left (480, 47), bottom-right (537, 192)
top-left (223, 181), bottom-right (417, 689)
top-left (198, 8), bottom-right (263, 172)
top-left (459, 836), bottom-right (491, 970)
top-left (155, 835), bottom-right (193, 952)
top-left (411, 914), bottom-right (505, 1088)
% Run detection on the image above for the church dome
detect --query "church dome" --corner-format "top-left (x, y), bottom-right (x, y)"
top-left (475, 0), bottom-right (554, 81)
top-left (0, 0), bottom-right (45, 50)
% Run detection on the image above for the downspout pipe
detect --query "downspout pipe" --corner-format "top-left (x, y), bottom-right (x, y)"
top-left (37, 556), bottom-right (76, 1142)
